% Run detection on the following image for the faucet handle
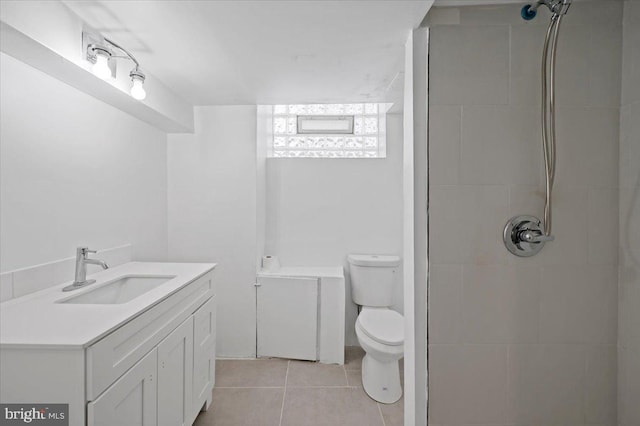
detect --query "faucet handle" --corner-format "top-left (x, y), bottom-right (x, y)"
top-left (77, 247), bottom-right (97, 257)
top-left (519, 229), bottom-right (554, 243)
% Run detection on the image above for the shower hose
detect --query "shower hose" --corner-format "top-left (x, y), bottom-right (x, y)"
top-left (540, 13), bottom-right (564, 236)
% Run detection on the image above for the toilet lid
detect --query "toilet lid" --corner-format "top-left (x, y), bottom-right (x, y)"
top-left (348, 254), bottom-right (401, 267)
top-left (357, 309), bottom-right (404, 346)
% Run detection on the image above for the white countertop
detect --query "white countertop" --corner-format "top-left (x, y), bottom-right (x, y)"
top-left (257, 266), bottom-right (344, 279)
top-left (0, 262), bottom-right (216, 349)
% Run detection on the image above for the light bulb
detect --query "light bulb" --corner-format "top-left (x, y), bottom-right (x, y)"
top-left (92, 51), bottom-right (112, 80)
top-left (130, 77), bottom-right (146, 100)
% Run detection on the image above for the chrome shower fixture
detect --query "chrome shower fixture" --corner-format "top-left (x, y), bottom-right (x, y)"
top-left (505, 1), bottom-right (571, 257)
top-left (521, 0), bottom-right (572, 20)
top-left (504, 215), bottom-right (554, 257)
top-left (84, 32), bottom-right (147, 100)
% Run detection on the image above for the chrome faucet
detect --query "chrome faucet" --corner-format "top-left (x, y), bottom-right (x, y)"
top-left (62, 247), bottom-right (109, 292)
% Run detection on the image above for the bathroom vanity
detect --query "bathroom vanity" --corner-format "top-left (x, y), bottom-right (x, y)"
top-left (0, 262), bottom-right (217, 426)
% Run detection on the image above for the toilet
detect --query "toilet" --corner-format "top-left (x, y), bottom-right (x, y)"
top-left (348, 254), bottom-right (403, 404)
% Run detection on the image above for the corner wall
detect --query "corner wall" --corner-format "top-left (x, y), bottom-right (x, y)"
top-left (427, 2), bottom-right (621, 424)
top-left (618, 1), bottom-right (640, 424)
top-left (264, 114), bottom-right (404, 346)
top-left (167, 106), bottom-right (258, 358)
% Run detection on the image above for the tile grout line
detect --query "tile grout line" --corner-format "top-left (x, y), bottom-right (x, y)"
top-left (287, 385), bottom-right (360, 388)
top-left (215, 386), bottom-right (285, 389)
top-left (279, 360), bottom-right (290, 426)
top-left (377, 402), bottom-right (387, 426)
top-left (342, 364), bottom-right (349, 386)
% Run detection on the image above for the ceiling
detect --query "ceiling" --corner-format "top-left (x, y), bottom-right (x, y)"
top-left (63, 1), bottom-right (432, 106)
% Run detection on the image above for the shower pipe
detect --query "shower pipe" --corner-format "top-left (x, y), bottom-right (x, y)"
top-left (503, 0), bottom-right (572, 257)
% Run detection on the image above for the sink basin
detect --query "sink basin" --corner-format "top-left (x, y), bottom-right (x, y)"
top-left (59, 275), bottom-right (176, 305)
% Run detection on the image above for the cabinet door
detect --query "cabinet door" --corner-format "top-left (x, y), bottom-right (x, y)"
top-left (157, 316), bottom-right (194, 426)
top-left (192, 297), bottom-right (216, 420)
top-left (257, 276), bottom-right (318, 360)
top-left (88, 348), bottom-right (157, 426)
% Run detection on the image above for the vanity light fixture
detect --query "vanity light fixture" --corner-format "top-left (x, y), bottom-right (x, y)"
top-left (85, 33), bottom-right (147, 100)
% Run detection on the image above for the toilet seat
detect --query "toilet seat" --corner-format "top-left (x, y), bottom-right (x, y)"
top-left (357, 308), bottom-right (404, 346)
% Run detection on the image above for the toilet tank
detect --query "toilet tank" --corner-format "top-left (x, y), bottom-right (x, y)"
top-left (348, 254), bottom-right (401, 307)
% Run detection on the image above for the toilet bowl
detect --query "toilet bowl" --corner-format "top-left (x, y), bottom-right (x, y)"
top-left (355, 307), bottom-right (404, 404)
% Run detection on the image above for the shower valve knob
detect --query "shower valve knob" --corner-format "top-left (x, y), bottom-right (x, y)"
top-left (504, 215), bottom-right (552, 257)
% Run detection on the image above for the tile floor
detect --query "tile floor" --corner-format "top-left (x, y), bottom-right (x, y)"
top-left (194, 346), bottom-right (404, 426)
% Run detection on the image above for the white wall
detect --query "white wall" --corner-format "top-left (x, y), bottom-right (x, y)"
top-left (256, 106), bottom-right (269, 271)
top-left (167, 106), bottom-right (403, 354)
top-left (399, 27), bottom-right (430, 426)
top-left (402, 31), bottom-right (416, 426)
top-left (0, 53), bottom-right (168, 275)
top-left (167, 106), bottom-right (258, 358)
top-left (411, 27), bottom-right (429, 426)
top-left (427, 3), bottom-right (621, 425)
top-left (264, 114), bottom-right (404, 345)
top-left (618, 2), bottom-right (640, 425)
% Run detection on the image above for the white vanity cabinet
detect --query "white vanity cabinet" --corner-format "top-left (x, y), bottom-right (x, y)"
top-left (0, 264), bottom-right (217, 426)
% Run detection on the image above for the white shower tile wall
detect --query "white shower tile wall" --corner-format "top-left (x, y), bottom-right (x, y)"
top-left (427, 2), bottom-right (622, 425)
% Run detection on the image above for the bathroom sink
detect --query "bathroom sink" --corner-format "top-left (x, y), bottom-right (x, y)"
top-left (59, 275), bottom-right (176, 305)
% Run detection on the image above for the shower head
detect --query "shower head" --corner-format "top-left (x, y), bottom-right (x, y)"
top-left (521, 4), bottom-right (538, 20)
top-left (521, 0), bottom-right (572, 20)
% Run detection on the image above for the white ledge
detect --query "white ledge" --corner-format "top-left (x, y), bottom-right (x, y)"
top-left (0, 20), bottom-right (194, 133)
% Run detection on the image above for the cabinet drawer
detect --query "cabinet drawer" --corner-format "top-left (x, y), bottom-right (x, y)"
top-left (87, 272), bottom-right (214, 400)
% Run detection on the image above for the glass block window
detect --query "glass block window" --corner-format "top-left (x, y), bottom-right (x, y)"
top-left (268, 103), bottom-right (389, 158)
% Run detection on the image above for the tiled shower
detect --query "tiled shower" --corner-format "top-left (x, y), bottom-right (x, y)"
top-left (427, 1), bottom-right (639, 425)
